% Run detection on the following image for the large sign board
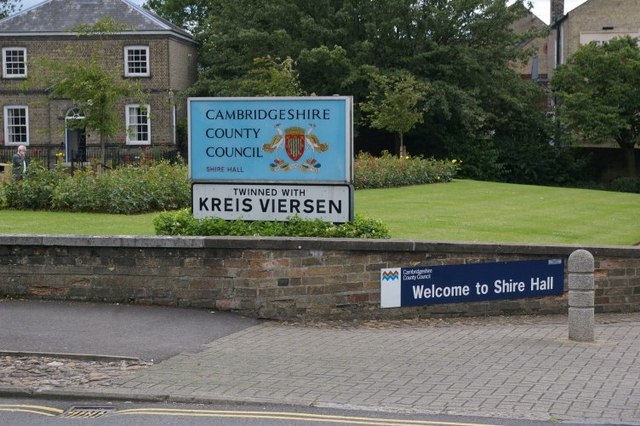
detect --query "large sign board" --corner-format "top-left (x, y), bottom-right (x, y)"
top-left (193, 183), bottom-right (353, 222)
top-left (188, 97), bottom-right (352, 183)
top-left (381, 259), bottom-right (564, 308)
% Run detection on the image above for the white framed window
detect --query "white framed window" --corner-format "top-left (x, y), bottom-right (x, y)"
top-left (124, 46), bottom-right (150, 77)
top-left (125, 104), bottom-right (150, 145)
top-left (2, 47), bottom-right (27, 78)
top-left (3, 105), bottom-right (29, 145)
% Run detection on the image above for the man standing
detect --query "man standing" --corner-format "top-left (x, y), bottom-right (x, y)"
top-left (12, 145), bottom-right (28, 180)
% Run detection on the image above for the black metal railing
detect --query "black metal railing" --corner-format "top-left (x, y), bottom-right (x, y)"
top-left (0, 145), bottom-right (181, 173)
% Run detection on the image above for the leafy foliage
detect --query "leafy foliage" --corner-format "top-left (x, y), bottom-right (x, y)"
top-left (192, 56), bottom-right (303, 97)
top-left (1, 161), bottom-right (190, 214)
top-left (153, 209), bottom-right (390, 239)
top-left (148, 0), bottom-right (584, 183)
top-left (169, 0), bottom-right (546, 160)
top-left (1, 162), bottom-right (67, 210)
top-left (144, 0), bottom-right (210, 31)
top-left (608, 177), bottom-right (640, 194)
top-left (353, 151), bottom-right (457, 189)
top-left (552, 36), bottom-right (640, 176)
top-left (0, 0), bottom-right (18, 19)
top-left (360, 70), bottom-right (429, 155)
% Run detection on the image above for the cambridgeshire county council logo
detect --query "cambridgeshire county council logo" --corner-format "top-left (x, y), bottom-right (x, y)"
top-left (381, 269), bottom-right (400, 282)
top-left (380, 268), bottom-right (401, 308)
top-left (263, 124), bottom-right (328, 172)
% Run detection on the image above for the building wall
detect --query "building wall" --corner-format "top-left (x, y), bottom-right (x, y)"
top-left (511, 37), bottom-right (550, 82)
top-left (510, 13), bottom-right (550, 83)
top-left (168, 38), bottom-right (198, 92)
top-left (0, 236), bottom-right (637, 320)
top-left (167, 38), bottom-right (198, 129)
top-left (0, 34), bottom-right (196, 148)
top-left (555, 0), bottom-right (640, 68)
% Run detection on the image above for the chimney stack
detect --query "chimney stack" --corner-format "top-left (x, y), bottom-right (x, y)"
top-left (551, 0), bottom-right (564, 24)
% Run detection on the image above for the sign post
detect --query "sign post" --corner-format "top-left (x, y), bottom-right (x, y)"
top-left (188, 96), bottom-right (353, 222)
top-left (192, 182), bottom-right (353, 222)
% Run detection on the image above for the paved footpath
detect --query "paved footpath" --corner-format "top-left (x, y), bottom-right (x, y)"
top-left (60, 313), bottom-right (640, 425)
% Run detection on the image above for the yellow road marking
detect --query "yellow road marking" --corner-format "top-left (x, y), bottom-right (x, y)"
top-left (0, 408), bottom-right (59, 417)
top-left (114, 408), bottom-right (500, 426)
top-left (0, 404), bottom-right (502, 425)
top-left (0, 404), bottom-right (64, 417)
top-left (0, 404), bottom-right (64, 414)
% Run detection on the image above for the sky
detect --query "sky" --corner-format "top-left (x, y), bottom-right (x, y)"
top-left (520, 0), bottom-right (589, 23)
top-left (18, 0), bottom-right (589, 25)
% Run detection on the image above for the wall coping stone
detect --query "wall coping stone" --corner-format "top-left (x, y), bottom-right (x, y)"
top-left (0, 235), bottom-right (638, 258)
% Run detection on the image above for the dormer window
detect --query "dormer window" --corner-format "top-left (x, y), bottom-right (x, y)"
top-left (124, 46), bottom-right (150, 77)
top-left (2, 47), bottom-right (27, 78)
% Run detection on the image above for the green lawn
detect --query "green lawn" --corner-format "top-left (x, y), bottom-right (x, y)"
top-left (1, 180), bottom-right (639, 245)
top-left (355, 180), bottom-right (640, 245)
top-left (0, 210), bottom-right (158, 236)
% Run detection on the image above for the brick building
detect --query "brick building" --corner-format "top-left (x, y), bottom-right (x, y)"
top-left (0, 0), bottom-right (197, 164)
top-left (510, 4), bottom-right (550, 86)
top-left (549, 0), bottom-right (640, 177)
top-left (550, 0), bottom-right (640, 76)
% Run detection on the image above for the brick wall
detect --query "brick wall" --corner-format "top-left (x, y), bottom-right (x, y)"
top-left (561, 0), bottom-right (640, 61)
top-left (510, 14), bottom-right (549, 81)
top-left (0, 236), bottom-right (637, 320)
top-left (168, 39), bottom-right (198, 91)
top-left (0, 34), bottom-right (196, 148)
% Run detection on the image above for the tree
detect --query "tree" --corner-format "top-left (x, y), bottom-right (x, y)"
top-left (144, 0), bottom-right (210, 33)
top-left (297, 45), bottom-right (352, 96)
top-left (0, 0), bottom-right (19, 19)
top-left (159, 0), bottom-right (549, 174)
top-left (360, 70), bottom-right (429, 156)
top-left (35, 17), bottom-right (145, 166)
top-left (552, 36), bottom-right (640, 177)
top-left (192, 55), bottom-right (303, 97)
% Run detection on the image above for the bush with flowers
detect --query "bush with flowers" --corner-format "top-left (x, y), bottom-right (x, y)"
top-left (0, 160), bottom-right (190, 214)
top-left (353, 151), bottom-right (458, 189)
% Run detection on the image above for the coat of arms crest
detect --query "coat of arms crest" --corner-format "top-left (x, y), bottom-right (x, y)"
top-left (263, 124), bottom-right (329, 172)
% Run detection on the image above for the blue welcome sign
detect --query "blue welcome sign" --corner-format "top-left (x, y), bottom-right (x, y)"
top-left (188, 97), bottom-right (352, 183)
top-left (381, 259), bottom-right (564, 308)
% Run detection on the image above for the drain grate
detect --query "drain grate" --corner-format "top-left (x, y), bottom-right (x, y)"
top-left (61, 406), bottom-right (116, 418)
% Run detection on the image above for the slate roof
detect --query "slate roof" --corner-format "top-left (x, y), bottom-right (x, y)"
top-left (0, 0), bottom-right (194, 41)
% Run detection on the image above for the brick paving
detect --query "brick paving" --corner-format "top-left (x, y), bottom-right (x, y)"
top-left (61, 313), bottom-right (640, 425)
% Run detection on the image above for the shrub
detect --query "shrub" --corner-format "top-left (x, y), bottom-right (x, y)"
top-left (608, 177), bottom-right (640, 194)
top-left (90, 162), bottom-right (190, 214)
top-left (51, 167), bottom-right (99, 211)
top-left (454, 138), bottom-right (505, 181)
top-left (354, 151), bottom-right (458, 189)
top-left (153, 209), bottom-right (390, 239)
top-left (1, 160), bottom-right (191, 214)
top-left (3, 162), bottom-right (68, 210)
